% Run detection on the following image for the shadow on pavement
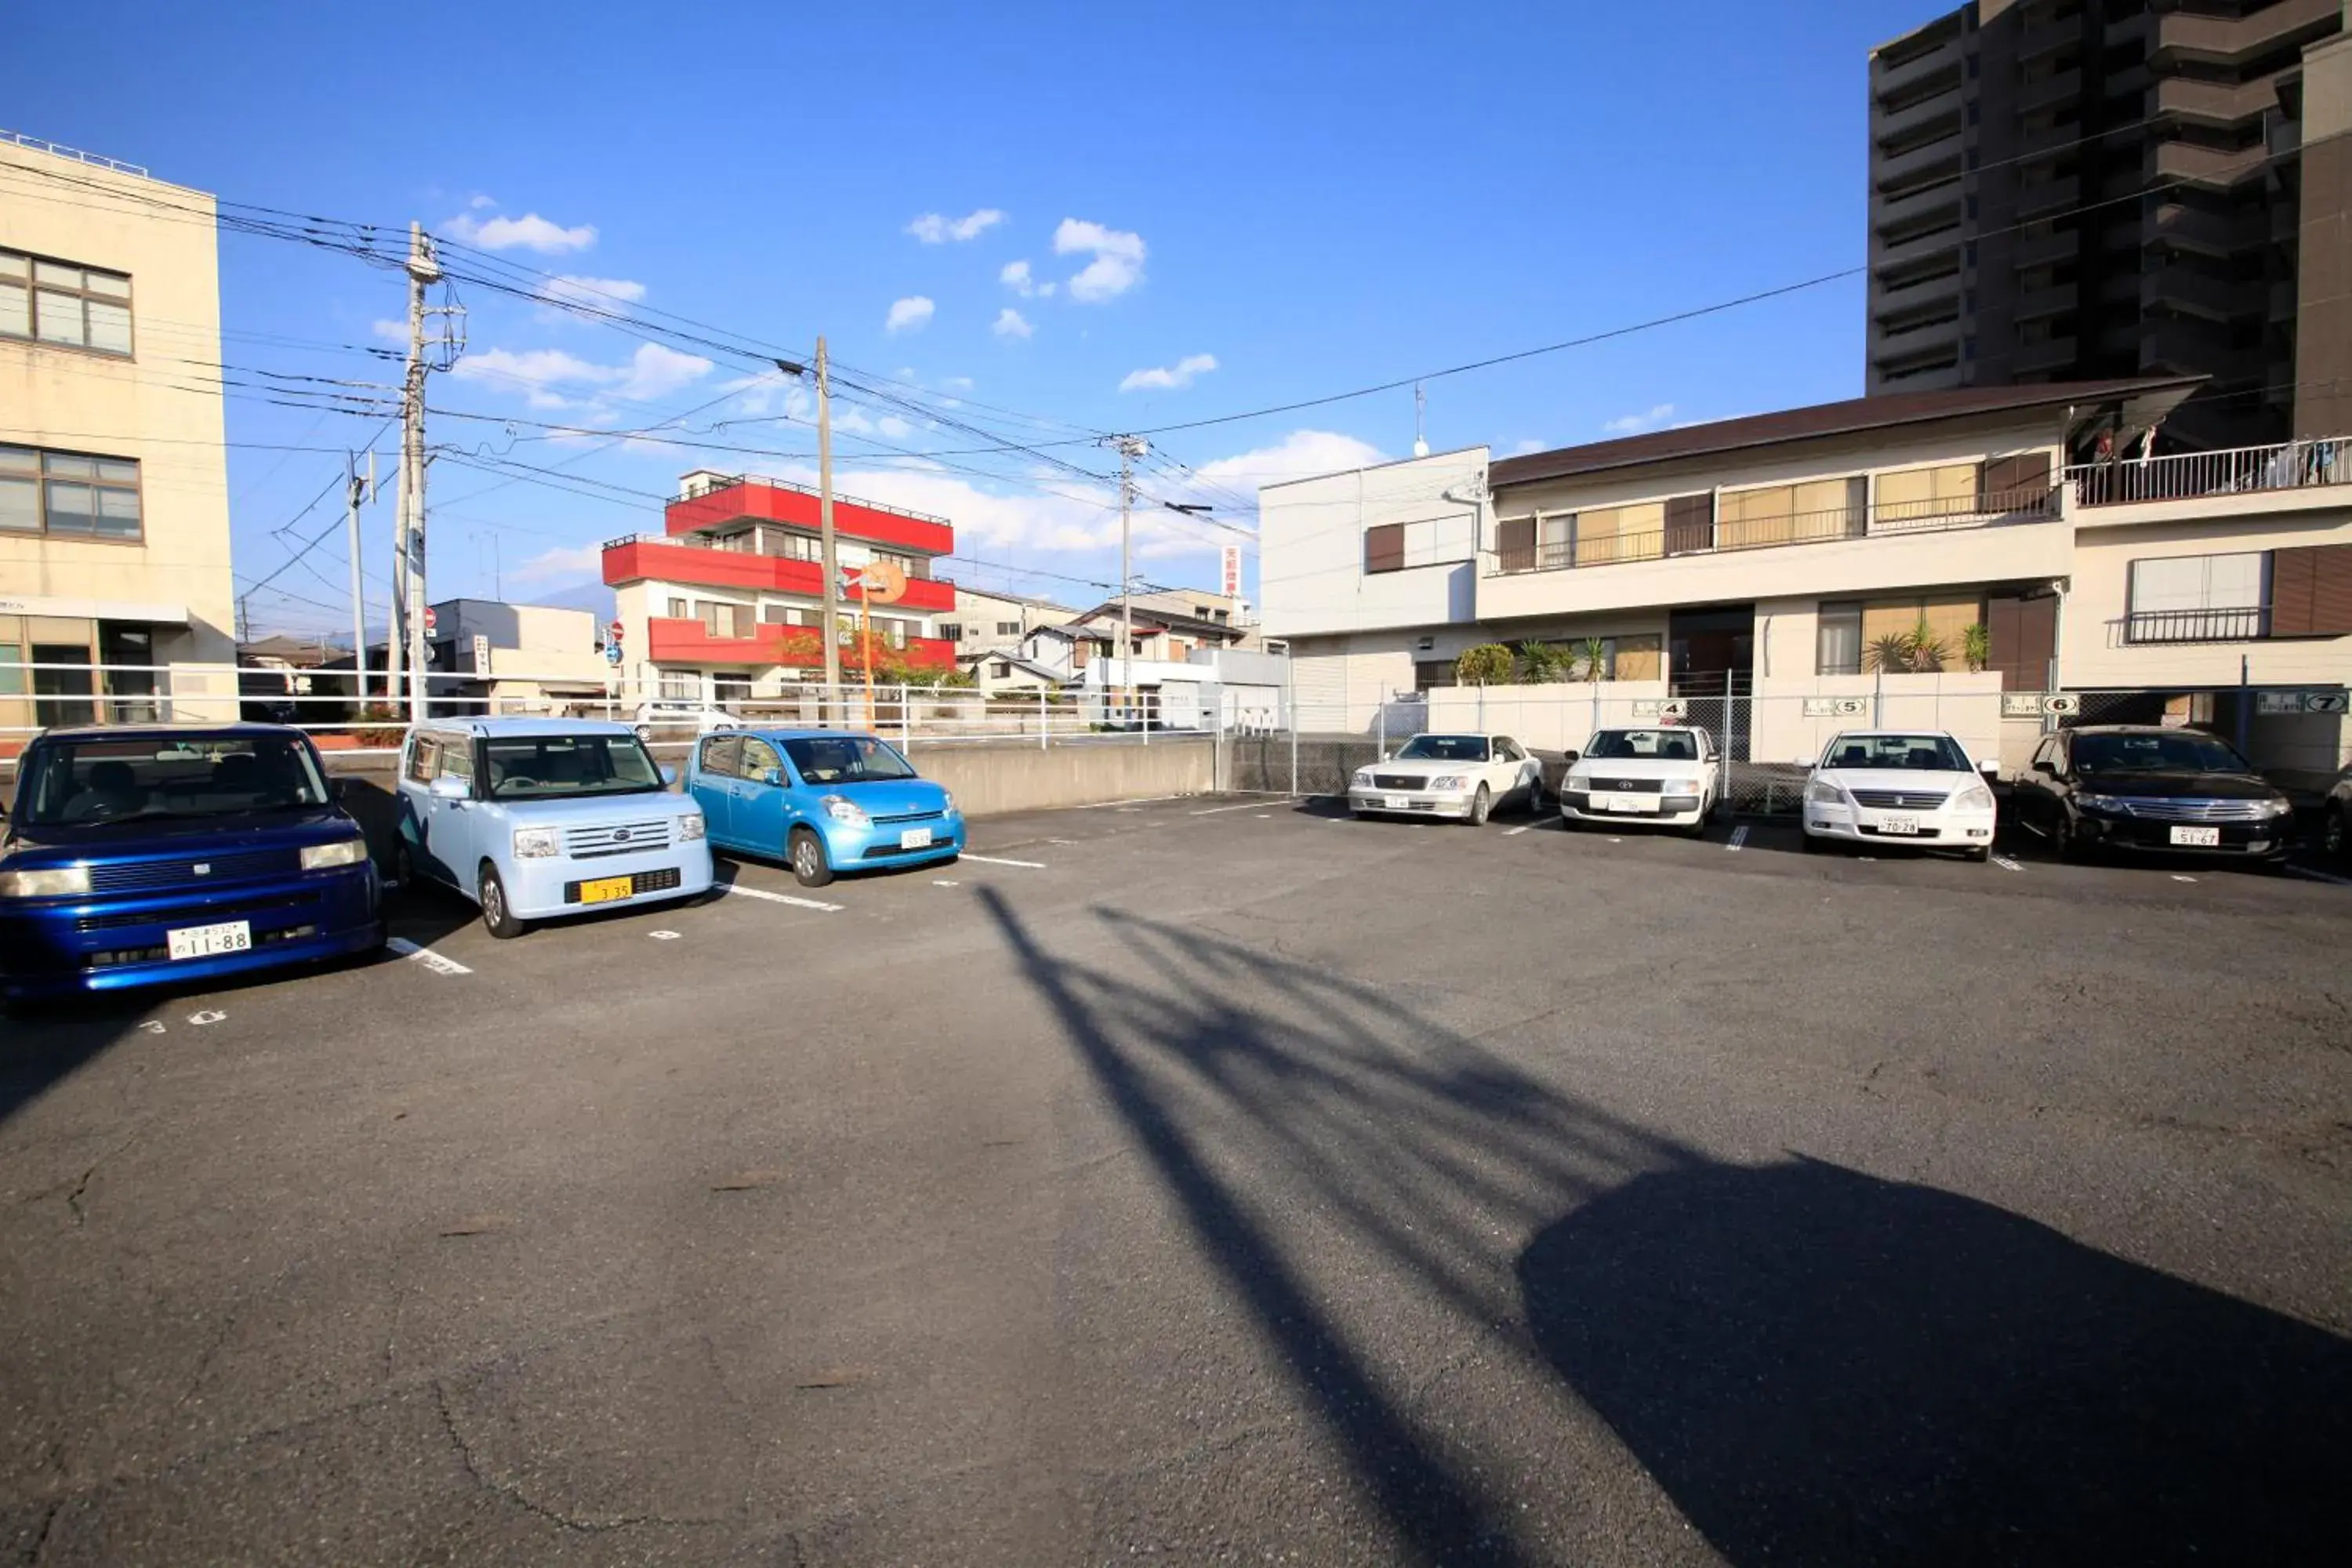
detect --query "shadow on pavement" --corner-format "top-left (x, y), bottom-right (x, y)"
top-left (1519, 1157), bottom-right (2352, 1566)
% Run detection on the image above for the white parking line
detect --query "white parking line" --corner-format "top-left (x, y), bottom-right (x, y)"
top-left (1080, 794), bottom-right (1185, 809)
top-left (1503, 823), bottom-right (1535, 837)
top-left (1191, 800), bottom-right (1285, 815)
top-left (962, 854), bottom-right (1047, 869)
top-left (386, 937), bottom-right (472, 976)
top-left (2171, 874), bottom-right (2198, 884)
top-left (717, 883), bottom-right (843, 913)
top-left (2286, 864), bottom-right (2352, 887)
top-left (1992, 855), bottom-right (2026, 872)
top-left (1726, 826), bottom-right (1749, 852)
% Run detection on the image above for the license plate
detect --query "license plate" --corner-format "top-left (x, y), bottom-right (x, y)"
top-left (167, 920), bottom-right (252, 960)
top-left (1598, 793), bottom-right (1654, 815)
top-left (898, 827), bottom-right (934, 850)
top-left (578, 875), bottom-right (636, 904)
top-left (1878, 815), bottom-right (1921, 836)
top-left (2170, 825), bottom-right (2220, 847)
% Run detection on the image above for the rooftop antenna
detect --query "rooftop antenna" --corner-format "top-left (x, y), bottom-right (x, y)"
top-left (1413, 381), bottom-right (1429, 458)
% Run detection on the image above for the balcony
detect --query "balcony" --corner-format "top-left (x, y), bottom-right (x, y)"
top-left (665, 473), bottom-right (954, 557)
top-left (1485, 485), bottom-right (2059, 579)
top-left (2140, 262), bottom-right (2256, 323)
top-left (2152, 0), bottom-right (2340, 69)
top-left (1871, 267), bottom-right (1962, 322)
top-left (1874, 132), bottom-right (1965, 193)
top-left (645, 618), bottom-right (956, 670)
top-left (2154, 139), bottom-right (2268, 191)
top-left (603, 536), bottom-right (958, 614)
top-left (1872, 313), bottom-right (1962, 360)
top-left (2152, 74), bottom-right (2278, 129)
top-left (1872, 90), bottom-right (1965, 148)
top-left (2011, 281), bottom-right (2076, 324)
top-left (2121, 606), bottom-right (2268, 644)
top-left (2011, 335), bottom-right (2082, 376)
top-left (2144, 199), bottom-right (2256, 258)
top-left (1874, 177), bottom-right (1965, 236)
top-left (1874, 36), bottom-right (1963, 107)
top-left (2018, 67), bottom-right (2084, 117)
top-left (2069, 437), bottom-right (2352, 506)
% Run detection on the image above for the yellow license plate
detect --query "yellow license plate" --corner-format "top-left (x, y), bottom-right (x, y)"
top-left (578, 875), bottom-right (635, 904)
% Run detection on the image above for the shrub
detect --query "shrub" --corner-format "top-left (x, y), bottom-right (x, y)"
top-left (1455, 644), bottom-right (1516, 685)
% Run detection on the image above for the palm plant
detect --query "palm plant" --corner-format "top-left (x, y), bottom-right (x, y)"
top-left (1961, 622), bottom-right (1990, 673)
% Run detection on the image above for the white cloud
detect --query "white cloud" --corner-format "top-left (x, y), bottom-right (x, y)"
top-left (941, 376), bottom-right (974, 392)
top-left (993, 308), bottom-right (1034, 339)
top-left (1185, 430), bottom-right (1388, 495)
top-left (1000, 260), bottom-right (1056, 298)
top-left (1511, 438), bottom-right (1546, 456)
top-left (885, 296), bottom-right (936, 334)
top-left (1119, 353), bottom-right (1218, 393)
top-left (371, 318), bottom-right (408, 343)
top-left (467, 193), bottom-right (497, 211)
top-left (1053, 219), bottom-right (1147, 301)
top-left (441, 210), bottom-right (598, 254)
top-left (877, 415), bottom-right (915, 439)
top-left (1602, 403), bottom-right (1676, 435)
top-left (537, 275), bottom-right (648, 316)
top-left (511, 543), bottom-right (601, 583)
top-left (906, 208), bottom-right (1006, 244)
top-left (449, 341), bottom-right (713, 411)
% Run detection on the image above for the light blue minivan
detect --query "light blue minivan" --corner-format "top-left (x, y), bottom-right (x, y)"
top-left (394, 718), bottom-right (713, 938)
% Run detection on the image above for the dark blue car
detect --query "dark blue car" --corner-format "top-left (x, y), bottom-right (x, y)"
top-left (0, 724), bottom-right (383, 1004)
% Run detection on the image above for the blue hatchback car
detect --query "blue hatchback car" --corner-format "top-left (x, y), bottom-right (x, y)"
top-left (0, 724), bottom-right (383, 1004)
top-left (684, 729), bottom-right (964, 887)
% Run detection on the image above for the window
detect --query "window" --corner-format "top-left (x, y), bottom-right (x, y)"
top-left (0, 640), bottom-right (22, 699)
top-left (781, 735), bottom-right (917, 784)
top-left (0, 446), bottom-right (142, 540)
top-left (991, 660), bottom-right (1012, 679)
top-left (2270, 544), bottom-right (2352, 636)
top-left (666, 597), bottom-right (688, 619)
top-left (1586, 729), bottom-right (1700, 761)
top-left (996, 620), bottom-right (1021, 636)
top-left (1719, 478), bottom-right (1865, 548)
top-left (2126, 553), bottom-right (2265, 641)
top-left (659, 670), bottom-right (699, 700)
top-left (739, 737), bottom-right (781, 779)
top-left (1365, 523), bottom-right (1404, 574)
top-left (483, 734), bottom-right (663, 800)
top-left (1817, 601), bottom-right (1864, 675)
top-left (699, 734), bottom-right (742, 779)
top-left (1496, 737), bottom-right (1526, 761)
top-left (0, 249), bottom-right (132, 356)
top-left (1872, 463), bottom-right (1978, 525)
top-left (16, 734), bottom-right (331, 825)
top-left (404, 735), bottom-right (440, 785)
top-left (1396, 735), bottom-right (1490, 762)
top-left (940, 622), bottom-right (964, 642)
top-left (699, 601), bottom-right (753, 638)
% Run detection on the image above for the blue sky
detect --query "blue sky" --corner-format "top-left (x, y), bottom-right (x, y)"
top-left (15, 0), bottom-right (1936, 635)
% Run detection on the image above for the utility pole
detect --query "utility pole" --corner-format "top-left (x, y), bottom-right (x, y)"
top-left (346, 451), bottom-right (372, 704)
top-left (816, 336), bottom-right (843, 720)
top-left (396, 222), bottom-right (442, 726)
top-left (1112, 435), bottom-right (1148, 724)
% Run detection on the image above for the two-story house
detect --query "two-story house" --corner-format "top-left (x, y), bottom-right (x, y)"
top-left (602, 469), bottom-right (959, 707)
top-left (2, 133), bottom-right (238, 742)
top-left (1261, 376), bottom-right (2350, 783)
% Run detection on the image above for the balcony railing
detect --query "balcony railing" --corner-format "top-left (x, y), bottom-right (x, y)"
top-left (2122, 607), bottom-right (2268, 644)
top-left (678, 472), bottom-right (949, 526)
top-left (1487, 485), bottom-right (2058, 577)
top-left (2068, 437), bottom-right (2350, 506)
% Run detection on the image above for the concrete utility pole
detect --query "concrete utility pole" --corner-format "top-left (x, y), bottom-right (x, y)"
top-left (1113, 435), bottom-right (1149, 724)
top-left (816, 336), bottom-right (843, 718)
top-left (396, 221), bottom-right (441, 726)
top-left (346, 451), bottom-right (371, 703)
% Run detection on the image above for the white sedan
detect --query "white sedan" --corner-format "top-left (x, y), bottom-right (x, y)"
top-left (1802, 729), bottom-right (1998, 861)
top-left (1349, 733), bottom-right (1543, 826)
top-left (1560, 725), bottom-right (1722, 836)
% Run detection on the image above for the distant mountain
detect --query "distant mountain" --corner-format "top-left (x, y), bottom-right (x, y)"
top-left (524, 577), bottom-right (617, 620)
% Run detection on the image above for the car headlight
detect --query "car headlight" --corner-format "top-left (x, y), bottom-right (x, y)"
top-left (1953, 782), bottom-right (1995, 812)
top-left (822, 793), bottom-right (869, 826)
top-left (942, 790), bottom-right (956, 813)
top-left (0, 865), bottom-right (91, 898)
top-left (679, 811), bottom-right (706, 840)
top-left (2076, 793), bottom-right (2129, 814)
top-left (1429, 775), bottom-right (1467, 790)
top-left (1805, 780), bottom-right (1844, 805)
top-left (1662, 778), bottom-right (1700, 796)
top-left (301, 839), bottom-right (371, 871)
top-left (1352, 768), bottom-right (1374, 786)
top-left (2257, 796), bottom-right (2292, 818)
top-left (511, 827), bottom-right (561, 859)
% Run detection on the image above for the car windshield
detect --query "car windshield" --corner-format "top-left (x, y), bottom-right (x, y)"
top-left (782, 735), bottom-right (919, 785)
top-left (1820, 734), bottom-right (1971, 771)
top-left (2071, 731), bottom-right (2250, 774)
top-left (1395, 735), bottom-right (1490, 762)
top-left (14, 735), bottom-right (331, 826)
top-left (484, 734), bottom-right (666, 799)
top-left (1584, 729), bottom-right (1699, 761)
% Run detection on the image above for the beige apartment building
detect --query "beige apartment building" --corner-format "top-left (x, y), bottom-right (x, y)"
top-left (1260, 376), bottom-right (2351, 785)
top-left (1, 131), bottom-right (236, 742)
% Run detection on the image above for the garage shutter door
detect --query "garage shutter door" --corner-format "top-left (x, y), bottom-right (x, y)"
top-left (2270, 543), bottom-right (2352, 635)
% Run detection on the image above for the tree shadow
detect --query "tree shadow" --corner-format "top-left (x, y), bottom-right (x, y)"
top-left (1519, 1158), bottom-right (2352, 1566)
top-left (975, 886), bottom-right (1693, 1561)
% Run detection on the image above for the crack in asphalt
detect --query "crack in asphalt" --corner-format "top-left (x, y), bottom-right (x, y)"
top-left (430, 1378), bottom-right (696, 1535)
top-left (60, 1134), bottom-right (138, 1229)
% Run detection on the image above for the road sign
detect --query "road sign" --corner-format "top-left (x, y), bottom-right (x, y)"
top-left (608, 619), bottom-right (624, 641)
top-left (422, 606), bottom-right (437, 633)
top-left (604, 643), bottom-right (622, 666)
top-left (471, 633), bottom-right (491, 673)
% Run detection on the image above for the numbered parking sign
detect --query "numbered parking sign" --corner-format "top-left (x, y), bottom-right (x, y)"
top-left (2306, 691), bottom-right (2349, 714)
top-left (2042, 695), bottom-right (2081, 716)
top-left (1658, 699), bottom-right (1690, 718)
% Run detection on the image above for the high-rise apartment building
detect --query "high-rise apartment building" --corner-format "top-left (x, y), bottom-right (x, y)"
top-left (2, 131), bottom-right (238, 737)
top-left (1864, 0), bottom-right (2350, 451)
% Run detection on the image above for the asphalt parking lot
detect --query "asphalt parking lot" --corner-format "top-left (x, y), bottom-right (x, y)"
top-left (3, 793), bottom-right (2349, 1564)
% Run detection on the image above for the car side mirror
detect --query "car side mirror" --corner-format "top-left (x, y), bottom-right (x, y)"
top-left (762, 768), bottom-right (784, 787)
top-left (1563, 750), bottom-right (1579, 764)
top-left (1705, 751), bottom-right (1721, 764)
top-left (1979, 760), bottom-right (2000, 779)
top-left (660, 764), bottom-right (679, 787)
top-left (428, 775), bottom-right (469, 800)
top-left (2031, 759), bottom-right (2056, 777)
top-left (331, 777), bottom-right (353, 801)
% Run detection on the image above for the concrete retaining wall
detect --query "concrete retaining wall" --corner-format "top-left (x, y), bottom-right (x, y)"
top-left (906, 737), bottom-right (1212, 815)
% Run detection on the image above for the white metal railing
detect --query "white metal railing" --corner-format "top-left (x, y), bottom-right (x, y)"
top-left (0, 659), bottom-right (1262, 760)
top-left (2, 128), bottom-right (148, 177)
top-left (2069, 436), bottom-right (2350, 506)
